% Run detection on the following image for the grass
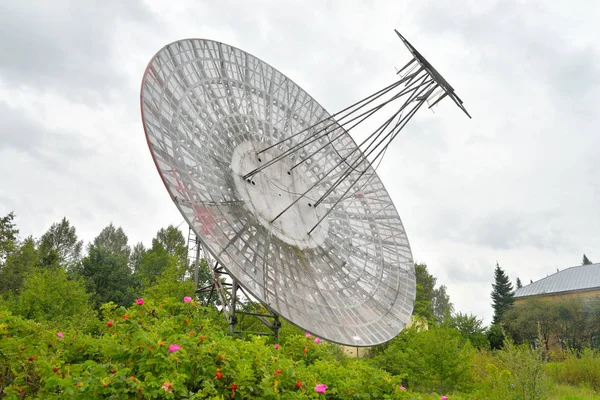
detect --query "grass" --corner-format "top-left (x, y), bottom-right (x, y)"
top-left (548, 384), bottom-right (598, 400)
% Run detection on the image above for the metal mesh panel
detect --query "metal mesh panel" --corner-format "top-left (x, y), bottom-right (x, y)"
top-left (141, 39), bottom-right (416, 346)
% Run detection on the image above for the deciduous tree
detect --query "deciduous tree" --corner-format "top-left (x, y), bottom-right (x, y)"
top-left (90, 223), bottom-right (130, 263)
top-left (0, 212), bottom-right (18, 264)
top-left (446, 312), bottom-right (488, 348)
top-left (79, 246), bottom-right (139, 308)
top-left (432, 284), bottom-right (454, 324)
top-left (0, 237), bottom-right (38, 295)
top-left (154, 225), bottom-right (187, 262)
top-left (38, 217), bottom-right (83, 269)
top-left (412, 263), bottom-right (436, 322)
top-left (77, 224), bottom-right (138, 307)
top-left (16, 267), bottom-right (94, 324)
top-left (129, 242), bottom-right (146, 273)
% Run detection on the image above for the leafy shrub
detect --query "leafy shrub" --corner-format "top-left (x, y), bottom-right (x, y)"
top-left (0, 298), bottom-right (407, 399)
top-left (466, 338), bottom-right (550, 400)
top-left (372, 326), bottom-right (473, 393)
top-left (495, 337), bottom-right (550, 400)
top-left (143, 263), bottom-right (195, 303)
top-left (11, 268), bottom-right (97, 330)
top-left (547, 348), bottom-right (600, 391)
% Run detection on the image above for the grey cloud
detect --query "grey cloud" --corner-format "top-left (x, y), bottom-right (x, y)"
top-left (443, 257), bottom-right (493, 284)
top-left (412, 0), bottom-right (600, 110)
top-left (432, 208), bottom-right (572, 252)
top-left (0, 100), bottom-right (92, 171)
top-left (2, 0), bottom-right (600, 328)
top-left (0, 0), bottom-right (154, 104)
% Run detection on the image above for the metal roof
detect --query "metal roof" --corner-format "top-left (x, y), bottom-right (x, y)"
top-left (515, 263), bottom-right (600, 298)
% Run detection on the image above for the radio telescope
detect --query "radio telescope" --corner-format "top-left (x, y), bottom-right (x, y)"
top-left (140, 31), bottom-right (469, 346)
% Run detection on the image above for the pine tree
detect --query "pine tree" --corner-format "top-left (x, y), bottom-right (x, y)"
top-left (491, 262), bottom-right (514, 325)
top-left (516, 277), bottom-right (523, 289)
top-left (582, 254), bottom-right (592, 265)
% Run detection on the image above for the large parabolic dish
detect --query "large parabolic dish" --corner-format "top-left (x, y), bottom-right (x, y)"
top-left (141, 37), bottom-right (454, 346)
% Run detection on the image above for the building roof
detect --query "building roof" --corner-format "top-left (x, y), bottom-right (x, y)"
top-left (515, 263), bottom-right (600, 298)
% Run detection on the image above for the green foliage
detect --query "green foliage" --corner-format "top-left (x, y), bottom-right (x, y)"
top-left (143, 263), bottom-right (195, 303)
top-left (0, 236), bottom-right (38, 295)
top-left (0, 298), bottom-right (406, 399)
top-left (91, 223), bottom-right (131, 263)
top-left (487, 323), bottom-right (505, 350)
top-left (445, 312), bottom-right (488, 349)
top-left (412, 264), bottom-right (454, 325)
top-left (547, 348), bottom-right (600, 391)
top-left (413, 263), bottom-right (436, 323)
top-left (194, 257), bottom-right (213, 299)
top-left (582, 254), bottom-right (593, 265)
top-left (154, 225), bottom-right (188, 265)
top-left (466, 336), bottom-right (549, 400)
top-left (38, 217), bottom-right (83, 270)
top-left (504, 297), bottom-right (600, 351)
top-left (2, 216), bottom-right (599, 398)
top-left (504, 299), bottom-right (553, 349)
top-left (78, 246), bottom-right (140, 308)
top-left (495, 336), bottom-right (550, 400)
top-left (491, 262), bottom-right (514, 325)
top-left (12, 267), bottom-right (96, 327)
top-left (0, 211), bottom-right (18, 264)
top-left (136, 241), bottom-right (174, 286)
top-left (372, 326), bottom-right (473, 393)
top-left (547, 384), bottom-right (599, 400)
top-left (432, 285), bottom-right (454, 325)
top-left (129, 241), bottom-right (146, 273)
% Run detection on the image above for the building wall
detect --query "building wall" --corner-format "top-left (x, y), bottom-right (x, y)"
top-left (514, 288), bottom-right (600, 306)
top-left (513, 288), bottom-right (600, 352)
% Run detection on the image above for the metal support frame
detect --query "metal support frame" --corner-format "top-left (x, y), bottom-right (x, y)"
top-left (190, 229), bottom-right (281, 340)
top-left (186, 226), bottom-right (201, 290)
top-left (241, 30), bottom-right (471, 231)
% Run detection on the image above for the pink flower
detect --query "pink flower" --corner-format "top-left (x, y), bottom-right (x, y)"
top-left (441, 396), bottom-right (449, 400)
top-left (274, 343), bottom-right (280, 350)
top-left (183, 296), bottom-right (192, 303)
top-left (161, 382), bottom-right (173, 393)
top-left (57, 332), bottom-right (64, 338)
top-left (169, 344), bottom-right (181, 353)
top-left (315, 384), bottom-right (327, 394)
top-left (136, 298), bottom-right (144, 305)
top-left (305, 332), bottom-right (311, 337)
top-left (314, 337), bottom-right (321, 344)
top-left (400, 386), bottom-right (406, 391)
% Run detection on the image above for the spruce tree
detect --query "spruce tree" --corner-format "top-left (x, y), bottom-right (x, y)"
top-left (582, 254), bottom-right (592, 265)
top-left (516, 277), bottom-right (522, 289)
top-left (491, 262), bottom-right (514, 325)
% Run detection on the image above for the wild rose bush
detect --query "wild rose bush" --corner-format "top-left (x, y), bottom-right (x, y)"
top-left (0, 299), bottom-right (406, 399)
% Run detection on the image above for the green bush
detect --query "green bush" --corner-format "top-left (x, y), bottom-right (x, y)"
top-left (0, 298), bottom-right (407, 399)
top-left (372, 326), bottom-right (473, 393)
top-left (495, 337), bottom-right (549, 400)
top-left (466, 338), bottom-right (550, 400)
top-left (11, 268), bottom-right (97, 330)
top-left (547, 348), bottom-right (600, 391)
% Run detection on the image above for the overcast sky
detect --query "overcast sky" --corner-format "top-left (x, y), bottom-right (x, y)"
top-left (1, 0), bottom-right (599, 325)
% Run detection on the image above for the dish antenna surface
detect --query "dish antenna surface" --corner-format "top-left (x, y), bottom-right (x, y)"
top-left (141, 32), bottom-right (469, 346)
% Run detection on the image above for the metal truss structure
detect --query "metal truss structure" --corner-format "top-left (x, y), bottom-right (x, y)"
top-left (141, 31), bottom-right (470, 346)
top-left (191, 235), bottom-right (281, 339)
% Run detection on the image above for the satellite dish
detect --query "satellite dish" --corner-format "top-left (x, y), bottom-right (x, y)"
top-left (141, 33), bottom-right (469, 346)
